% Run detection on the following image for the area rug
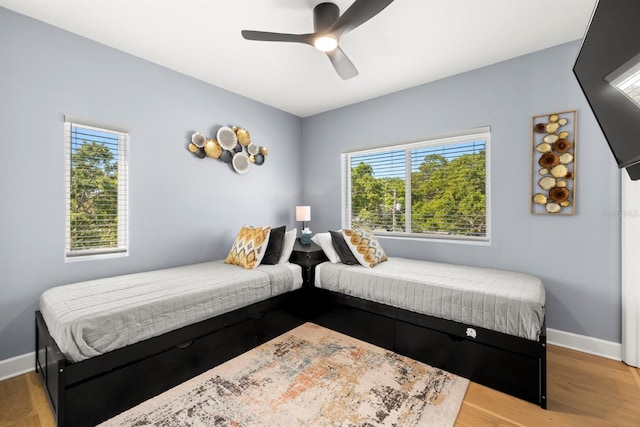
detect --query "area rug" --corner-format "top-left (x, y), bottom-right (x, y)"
top-left (99, 323), bottom-right (469, 427)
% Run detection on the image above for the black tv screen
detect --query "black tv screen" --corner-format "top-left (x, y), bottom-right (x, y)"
top-left (573, 0), bottom-right (640, 180)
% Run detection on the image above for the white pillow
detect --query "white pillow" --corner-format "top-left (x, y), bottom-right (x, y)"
top-left (278, 228), bottom-right (297, 264)
top-left (311, 232), bottom-right (341, 263)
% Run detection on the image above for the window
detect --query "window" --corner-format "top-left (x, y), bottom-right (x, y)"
top-left (64, 119), bottom-right (129, 259)
top-left (342, 128), bottom-right (490, 242)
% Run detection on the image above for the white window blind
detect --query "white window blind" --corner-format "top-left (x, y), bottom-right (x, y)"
top-left (64, 120), bottom-right (129, 259)
top-left (342, 128), bottom-right (491, 241)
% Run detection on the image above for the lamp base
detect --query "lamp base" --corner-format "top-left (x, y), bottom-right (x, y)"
top-left (300, 233), bottom-right (312, 245)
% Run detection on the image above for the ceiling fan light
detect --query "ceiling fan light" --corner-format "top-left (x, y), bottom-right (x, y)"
top-left (314, 35), bottom-right (338, 52)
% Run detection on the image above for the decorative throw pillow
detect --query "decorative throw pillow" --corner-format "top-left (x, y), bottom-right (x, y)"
top-left (278, 228), bottom-right (297, 264)
top-left (311, 232), bottom-right (341, 263)
top-left (225, 226), bottom-right (271, 270)
top-left (342, 227), bottom-right (388, 268)
top-left (261, 226), bottom-right (286, 265)
top-left (329, 230), bottom-right (359, 265)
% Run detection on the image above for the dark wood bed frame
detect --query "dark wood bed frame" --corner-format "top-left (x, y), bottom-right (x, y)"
top-left (35, 290), bottom-right (309, 427)
top-left (308, 288), bottom-right (547, 410)
top-left (36, 286), bottom-right (546, 426)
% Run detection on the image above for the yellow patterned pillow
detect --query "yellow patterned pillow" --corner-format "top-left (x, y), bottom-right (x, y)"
top-left (342, 227), bottom-right (388, 268)
top-left (225, 226), bottom-right (271, 269)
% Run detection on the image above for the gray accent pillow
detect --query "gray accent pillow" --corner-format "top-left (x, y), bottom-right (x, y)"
top-left (329, 230), bottom-right (359, 265)
top-left (262, 226), bottom-right (286, 265)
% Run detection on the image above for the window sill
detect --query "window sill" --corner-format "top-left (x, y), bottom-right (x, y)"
top-left (375, 233), bottom-right (491, 246)
top-left (65, 250), bottom-right (128, 262)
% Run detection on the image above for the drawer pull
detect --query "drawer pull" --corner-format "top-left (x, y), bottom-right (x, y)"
top-left (176, 340), bottom-right (194, 349)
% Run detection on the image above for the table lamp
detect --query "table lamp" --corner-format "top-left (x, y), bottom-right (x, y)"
top-left (296, 206), bottom-right (311, 244)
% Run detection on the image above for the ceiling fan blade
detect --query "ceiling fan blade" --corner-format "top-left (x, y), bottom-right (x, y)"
top-left (241, 30), bottom-right (314, 45)
top-left (326, 47), bottom-right (359, 80)
top-left (330, 0), bottom-right (394, 39)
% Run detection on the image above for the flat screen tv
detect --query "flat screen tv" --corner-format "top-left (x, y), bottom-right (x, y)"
top-left (573, 0), bottom-right (640, 180)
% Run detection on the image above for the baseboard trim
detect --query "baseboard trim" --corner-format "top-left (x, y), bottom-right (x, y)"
top-left (0, 329), bottom-right (623, 381)
top-left (0, 352), bottom-right (35, 381)
top-left (547, 328), bottom-right (622, 361)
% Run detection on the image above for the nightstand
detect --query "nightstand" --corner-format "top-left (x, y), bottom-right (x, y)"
top-left (289, 241), bottom-right (328, 288)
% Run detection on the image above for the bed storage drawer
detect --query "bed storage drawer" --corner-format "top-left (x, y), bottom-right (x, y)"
top-left (308, 288), bottom-right (547, 408)
top-left (36, 292), bottom-right (309, 427)
top-left (312, 305), bottom-right (395, 351)
top-left (255, 308), bottom-right (306, 343)
top-left (309, 287), bottom-right (396, 350)
top-left (395, 320), bottom-right (542, 406)
top-left (63, 316), bottom-right (260, 427)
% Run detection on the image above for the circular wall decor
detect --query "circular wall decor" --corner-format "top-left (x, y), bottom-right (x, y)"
top-left (217, 127), bottom-right (238, 151)
top-left (187, 126), bottom-right (269, 174)
top-left (191, 132), bottom-right (206, 148)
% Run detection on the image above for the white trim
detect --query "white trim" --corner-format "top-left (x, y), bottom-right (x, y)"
top-left (341, 126), bottom-right (491, 156)
top-left (547, 328), bottom-right (622, 361)
top-left (622, 173), bottom-right (640, 367)
top-left (64, 115), bottom-right (129, 134)
top-left (64, 121), bottom-right (130, 261)
top-left (0, 352), bottom-right (35, 381)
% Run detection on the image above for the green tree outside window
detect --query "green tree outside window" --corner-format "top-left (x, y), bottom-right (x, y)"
top-left (347, 134), bottom-right (488, 240)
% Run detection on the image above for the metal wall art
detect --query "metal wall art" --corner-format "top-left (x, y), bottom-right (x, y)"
top-left (530, 110), bottom-right (577, 215)
top-left (187, 126), bottom-right (269, 174)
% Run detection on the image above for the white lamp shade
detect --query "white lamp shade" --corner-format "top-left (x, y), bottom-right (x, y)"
top-left (296, 206), bottom-right (311, 222)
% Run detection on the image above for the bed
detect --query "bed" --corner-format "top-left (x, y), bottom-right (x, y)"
top-left (36, 224), bottom-right (547, 425)
top-left (36, 260), bottom-right (305, 427)
top-left (310, 257), bottom-right (547, 408)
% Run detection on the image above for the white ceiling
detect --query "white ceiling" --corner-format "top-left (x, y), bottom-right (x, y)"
top-left (0, 0), bottom-right (598, 117)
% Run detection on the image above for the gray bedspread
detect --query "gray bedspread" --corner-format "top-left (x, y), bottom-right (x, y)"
top-left (40, 261), bottom-right (302, 362)
top-left (315, 258), bottom-right (545, 341)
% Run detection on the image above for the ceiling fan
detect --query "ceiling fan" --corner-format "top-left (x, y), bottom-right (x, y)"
top-left (241, 0), bottom-right (394, 80)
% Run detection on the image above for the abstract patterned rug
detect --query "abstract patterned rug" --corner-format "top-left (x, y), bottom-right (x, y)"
top-left (99, 323), bottom-right (469, 427)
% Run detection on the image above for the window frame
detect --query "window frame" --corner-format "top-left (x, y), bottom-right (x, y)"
top-left (341, 127), bottom-right (491, 243)
top-left (64, 118), bottom-right (129, 261)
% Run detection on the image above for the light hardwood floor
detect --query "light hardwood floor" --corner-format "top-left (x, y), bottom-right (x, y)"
top-left (1, 344), bottom-right (639, 426)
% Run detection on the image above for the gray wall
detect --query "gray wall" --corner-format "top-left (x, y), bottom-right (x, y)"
top-left (0, 8), bottom-right (303, 360)
top-left (0, 7), bottom-right (623, 362)
top-left (302, 40), bottom-right (622, 343)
